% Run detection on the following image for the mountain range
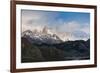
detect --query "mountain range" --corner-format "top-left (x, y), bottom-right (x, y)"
top-left (21, 27), bottom-right (90, 63)
top-left (22, 26), bottom-right (89, 42)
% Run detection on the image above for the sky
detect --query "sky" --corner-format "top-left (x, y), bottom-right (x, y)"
top-left (21, 9), bottom-right (90, 40)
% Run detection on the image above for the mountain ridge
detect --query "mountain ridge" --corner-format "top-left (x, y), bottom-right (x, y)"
top-left (21, 36), bottom-right (90, 63)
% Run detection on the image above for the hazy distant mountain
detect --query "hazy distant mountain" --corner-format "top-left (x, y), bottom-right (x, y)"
top-left (71, 31), bottom-right (89, 40)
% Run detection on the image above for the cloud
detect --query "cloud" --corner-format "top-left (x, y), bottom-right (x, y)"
top-left (79, 23), bottom-right (90, 34)
top-left (21, 10), bottom-right (90, 40)
top-left (21, 10), bottom-right (59, 31)
top-left (59, 21), bottom-right (80, 32)
top-left (22, 10), bottom-right (46, 32)
top-left (55, 21), bottom-right (90, 40)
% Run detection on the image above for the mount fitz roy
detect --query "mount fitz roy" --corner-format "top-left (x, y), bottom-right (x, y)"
top-left (22, 26), bottom-right (69, 44)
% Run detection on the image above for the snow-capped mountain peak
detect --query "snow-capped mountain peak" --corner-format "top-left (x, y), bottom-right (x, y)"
top-left (22, 26), bottom-right (65, 44)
